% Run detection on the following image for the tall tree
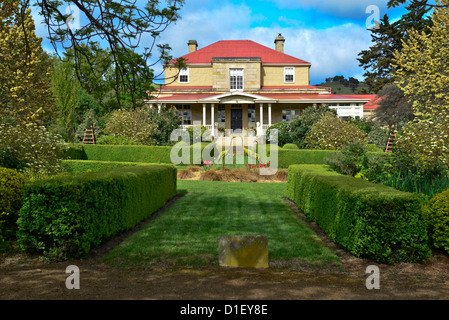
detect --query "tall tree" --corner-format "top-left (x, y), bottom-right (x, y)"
top-left (393, 0), bottom-right (449, 119)
top-left (18, 0), bottom-right (186, 108)
top-left (50, 57), bottom-right (80, 141)
top-left (373, 83), bottom-right (414, 128)
top-left (358, 0), bottom-right (432, 93)
top-left (0, 0), bottom-right (54, 125)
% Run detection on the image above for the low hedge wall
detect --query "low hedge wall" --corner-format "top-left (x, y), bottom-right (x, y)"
top-left (287, 164), bottom-right (431, 264)
top-left (61, 159), bottom-right (150, 175)
top-left (16, 164), bottom-right (177, 261)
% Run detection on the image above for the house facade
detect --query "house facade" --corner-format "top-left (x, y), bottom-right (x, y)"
top-left (147, 34), bottom-right (376, 137)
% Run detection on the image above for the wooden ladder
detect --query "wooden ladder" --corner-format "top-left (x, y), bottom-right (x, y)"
top-left (385, 124), bottom-right (396, 153)
top-left (82, 123), bottom-right (96, 144)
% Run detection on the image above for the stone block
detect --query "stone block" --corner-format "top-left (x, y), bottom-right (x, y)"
top-left (218, 235), bottom-right (269, 268)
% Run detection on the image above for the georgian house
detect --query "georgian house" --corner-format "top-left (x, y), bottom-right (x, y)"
top-left (147, 34), bottom-right (376, 137)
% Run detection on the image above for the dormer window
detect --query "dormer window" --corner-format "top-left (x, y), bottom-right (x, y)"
top-left (284, 67), bottom-right (295, 83)
top-left (179, 68), bottom-right (189, 83)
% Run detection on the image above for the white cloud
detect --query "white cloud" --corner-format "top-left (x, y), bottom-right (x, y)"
top-left (267, 0), bottom-right (389, 19)
top-left (154, 3), bottom-right (372, 84)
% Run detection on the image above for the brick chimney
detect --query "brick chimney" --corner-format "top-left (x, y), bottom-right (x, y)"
top-left (274, 34), bottom-right (285, 53)
top-left (188, 40), bottom-right (198, 53)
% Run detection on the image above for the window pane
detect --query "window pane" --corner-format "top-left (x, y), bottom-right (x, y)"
top-left (285, 67), bottom-right (294, 83)
top-left (248, 107), bottom-right (255, 122)
top-left (183, 110), bottom-right (192, 125)
top-left (179, 68), bottom-right (189, 83)
top-left (230, 69), bottom-right (243, 90)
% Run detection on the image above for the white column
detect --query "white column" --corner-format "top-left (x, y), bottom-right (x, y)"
top-left (268, 104), bottom-right (272, 127)
top-left (211, 104), bottom-right (215, 137)
top-left (203, 104), bottom-right (207, 126)
top-left (157, 104), bottom-right (161, 113)
top-left (260, 104), bottom-right (264, 131)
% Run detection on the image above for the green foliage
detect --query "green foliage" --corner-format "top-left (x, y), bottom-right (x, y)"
top-left (73, 144), bottom-right (174, 164)
top-left (367, 126), bottom-right (389, 150)
top-left (306, 113), bottom-right (367, 150)
top-left (289, 105), bottom-right (336, 149)
top-left (287, 164), bottom-right (431, 264)
top-left (0, 167), bottom-right (27, 236)
top-left (186, 124), bottom-right (209, 144)
top-left (423, 189), bottom-right (449, 253)
top-left (281, 143), bottom-right (298, 150)
top-left (50, 57), bottom-right (80, 141)
top-left (75, 109), bottom-right (102, 142)
top-left (374, 83), bottom-right (414, 128)
top-left (17, 165), bottom-right (177, 261)
top-left (78, 89), bottom-right (104, 119)
top-left (325, 140), bottom-right (368, 177)
top-left (61, 160), bottom-right (149, 175)
top-left (147, 106), bottom-right (182, 145)
top-left (97, 135), bottom-right (137, 145)
top-left (395, 119), bottom-right (449, 172)
top-left (0, 147), bottom-right (27, 171)
top-left (104, 107), bottom-right (156, 145)
top-left (277, 149), bottom-right (337, 168)
top-left (266, 122), bottom-right (292, 147)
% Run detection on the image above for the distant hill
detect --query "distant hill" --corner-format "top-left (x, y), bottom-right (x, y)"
top-left (314, 75), bottom-right (375, 95)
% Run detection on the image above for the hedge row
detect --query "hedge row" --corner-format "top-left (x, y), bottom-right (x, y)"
top-left (17, 164), bottom-right (177, 261)
top-left (65, 143), bottom-right (379, 168)
top-left (61, 159), bottom-right (150, 175)
top-left (287, 164), bottom-right (431, 264)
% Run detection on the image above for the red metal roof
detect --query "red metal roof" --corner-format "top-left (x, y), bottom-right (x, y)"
top-left (361, 95), bottom-right (382, 109)
top-left (171, 40), bottom-right (311, 65)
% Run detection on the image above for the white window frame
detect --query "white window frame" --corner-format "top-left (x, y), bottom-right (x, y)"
top-left (230, 68), bottom-right (244, 91)
top-left (284, 67), bottom-right (295, 83)
top-left (179, 68), bottom-right (189, 83)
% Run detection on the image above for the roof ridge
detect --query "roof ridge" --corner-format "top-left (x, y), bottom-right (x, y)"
top-left (170, 39), bottom-right (311, 65)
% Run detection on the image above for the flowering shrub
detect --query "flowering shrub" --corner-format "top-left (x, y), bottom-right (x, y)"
top-left (395, 118), bottom-right (449, 171)
top-left (0, 123), bottom-right (67, 177)
top-left (305, 113), bottom-right (367, 150)
top-left (104, 108), bottom-right (157, 145)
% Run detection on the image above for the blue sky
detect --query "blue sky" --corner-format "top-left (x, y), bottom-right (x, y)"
top-left (32, 0), bottom-right (409, 85)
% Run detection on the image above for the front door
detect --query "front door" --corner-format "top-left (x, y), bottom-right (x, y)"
top-left (231, 108), bottom-right (243, 131)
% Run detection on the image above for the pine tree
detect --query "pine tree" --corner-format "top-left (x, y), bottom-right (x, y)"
top-left (358, 0), bottom-right (432, 93)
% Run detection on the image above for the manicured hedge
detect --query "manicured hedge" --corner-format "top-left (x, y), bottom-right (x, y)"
top-left (0, 167), bottom-right (27, 233)
top-left (61, 159), bottom-right (150, 175)
top-left (65, 143), bottom-right (216, 165)
top-left (287, 164), bottom-right (431, 264)
top-left (17, 164), bottom-right (177, 261)
top-left (64, 143), bottom-right (386, 169)
top-left (423, 189), bottom-right (449, 254)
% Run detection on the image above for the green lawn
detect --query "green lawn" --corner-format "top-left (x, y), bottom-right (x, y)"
top-left (102, 180), bottom-right (340, 269)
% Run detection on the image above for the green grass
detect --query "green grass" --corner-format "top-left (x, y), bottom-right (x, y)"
top-left (102, 180), bottom-right (340, 269)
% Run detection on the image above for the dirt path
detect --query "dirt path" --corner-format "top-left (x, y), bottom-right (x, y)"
top-left (2, 197), bottom-right (449, 301)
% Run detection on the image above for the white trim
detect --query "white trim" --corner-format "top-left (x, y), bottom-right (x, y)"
top-left (178, 68), bottom-right (189, 84)
top-left (284, 67), bottom-right (295, 84)
top-left (230, 68), bottom-right (244, 92)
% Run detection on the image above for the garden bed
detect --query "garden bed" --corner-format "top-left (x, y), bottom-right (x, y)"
top-left (177, 166), bottom-right (288, 182)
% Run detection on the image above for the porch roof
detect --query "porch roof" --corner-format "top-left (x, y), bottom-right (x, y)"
top-left (146, 92), bottom-right (376, 105)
